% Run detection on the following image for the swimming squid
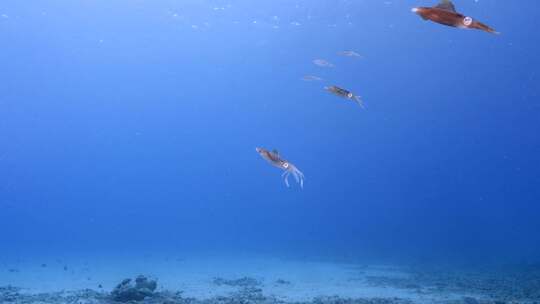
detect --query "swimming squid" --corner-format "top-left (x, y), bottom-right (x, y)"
top-left (325, 85), bottom-right (364, 108)
top-left (412, 0), bottom-right (498, 34)
top-left (313, 59), bottom-right (335, 68)
top-left (338, 50), bottom-right (362, 58)
top-left (302, 75), bottom-right (323, 82)
top-left (256, 147), bottom-right (304, 189)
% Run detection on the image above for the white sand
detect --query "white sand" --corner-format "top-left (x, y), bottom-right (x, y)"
top-left (0, 254), bottom-right (472, 303)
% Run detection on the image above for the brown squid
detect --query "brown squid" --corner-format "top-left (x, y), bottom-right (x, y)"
top-left (412, 0), bottom-right (498, 34)
top-left (325, 85), bottom-right (364, 108)
top-left (256, 147), bottom-right (304, 189)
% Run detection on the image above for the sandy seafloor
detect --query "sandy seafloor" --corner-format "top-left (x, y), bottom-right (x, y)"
top-left (1, 254), bottom-right (539, 304)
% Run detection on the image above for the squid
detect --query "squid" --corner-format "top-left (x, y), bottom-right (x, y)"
top-left (325, 85), bottom-right (365, 108)
top-left (313, 59), bottom-right (335, 68)
top-left (412, 0), bottom-right (498, 34)
top-left (256, 147), bottom-right (305, 189)
top-left (338, 50), bottom-right (362, 58)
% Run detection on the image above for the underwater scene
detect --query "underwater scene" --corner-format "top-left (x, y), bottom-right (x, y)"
top-left (1, 0), bottom-right (540, 303)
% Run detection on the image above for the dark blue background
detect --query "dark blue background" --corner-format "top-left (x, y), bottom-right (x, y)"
top-left (1, 0), bottom-right (539, 264)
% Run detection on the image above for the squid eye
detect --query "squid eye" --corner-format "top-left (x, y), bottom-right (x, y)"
top-left (283, 162), bottom-right (289, 169)
top-left (347, 93), bottom-right (353, 98)
top-left (463, 16), bottom-right (473, 26)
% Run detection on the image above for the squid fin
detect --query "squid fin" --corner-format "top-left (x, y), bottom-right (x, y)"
top-left (435, 0), bottom-right (456, 12)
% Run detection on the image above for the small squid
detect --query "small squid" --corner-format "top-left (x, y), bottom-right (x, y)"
top-left (256, 147), bottom-right (305, 189)
top-left (325, 85), bottom-right (365, 108)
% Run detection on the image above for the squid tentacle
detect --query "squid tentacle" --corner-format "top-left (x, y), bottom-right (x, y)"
top-left (283, 171), bottom-right (290, 187)
top-left (354, 96), bottom-right (365, 109)
top-left (284, 165), bottom-right (304, 189)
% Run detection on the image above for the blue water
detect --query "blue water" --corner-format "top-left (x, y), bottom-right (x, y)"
top-left (1, 1), bottom-right (539, 266)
